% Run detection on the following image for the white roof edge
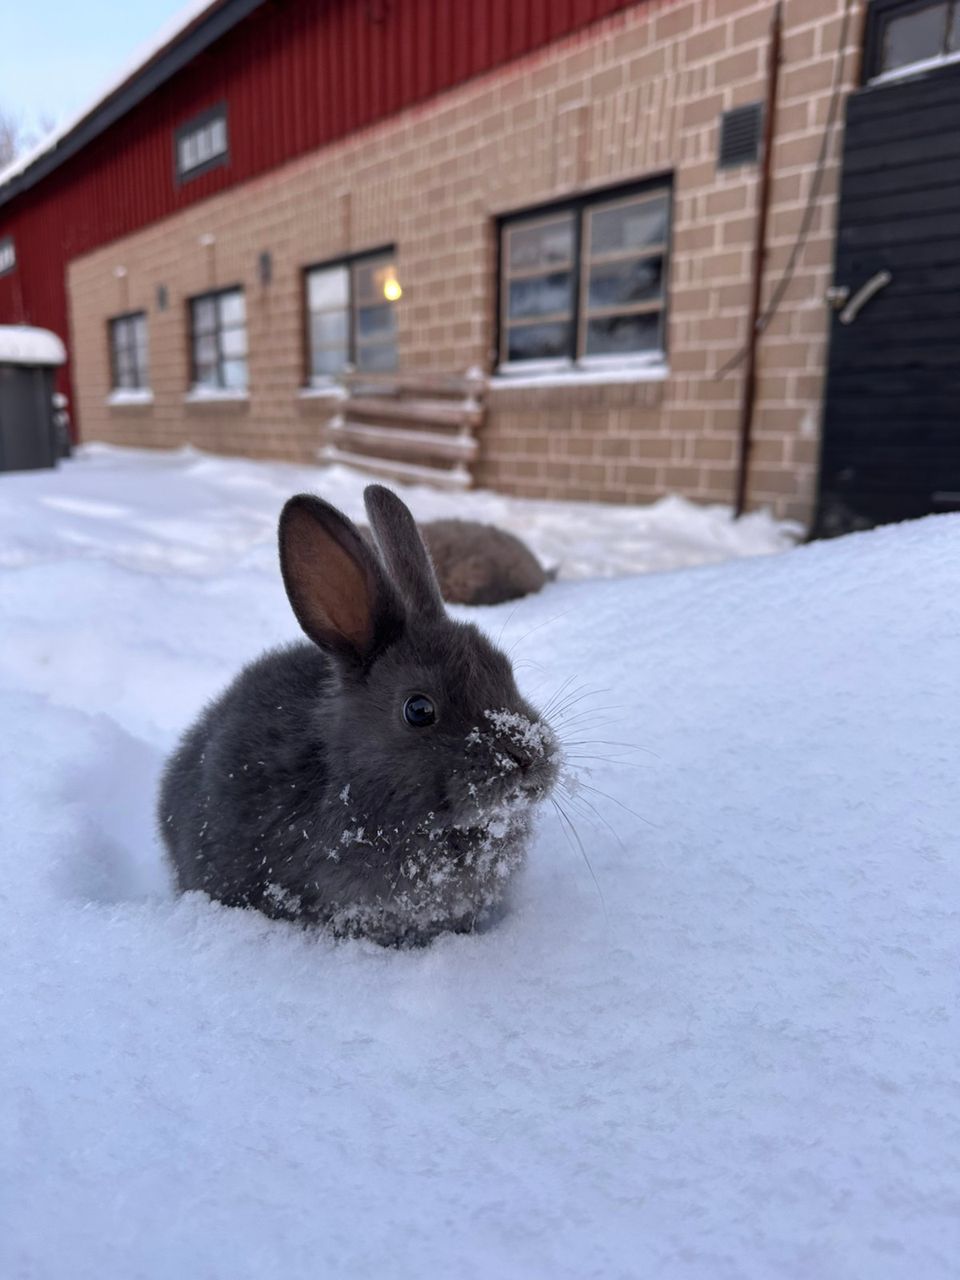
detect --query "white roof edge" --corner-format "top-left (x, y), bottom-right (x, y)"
top-left (0, 0), bottom-right (222, 193)
top-left (0, 326), bottom-right (68, 366)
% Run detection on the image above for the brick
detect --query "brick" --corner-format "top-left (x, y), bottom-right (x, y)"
top-left (663, 464), bottom-right (704, 488)
top-left (655, 4), bottom-right (696, 41)
top-left (705, 186), bottom-right (750, 216)
top-left (721, 214), bottom-right (758, 247)
top-left (700, 249), bottom-right (749, 281)
top-left (712, 47), bottom-right (762, 88)
top-left (749, 466), bottom-right (801, 495)
top-left (622, 463), bottom-right (662, 487)
top-left (782, 26), bottom-right (817, 64)
top-left (732, 9), bottom-right (774, 44)
top-left (693, 436), bottom-right (736, 462)
top-left (682, 91), bottom-right (726, 128)
top-left (685, 25), bottom-right (730, 64)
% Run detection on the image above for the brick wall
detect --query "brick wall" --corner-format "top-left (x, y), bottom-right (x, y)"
top-left (68, 0), bottom-right (866, 522)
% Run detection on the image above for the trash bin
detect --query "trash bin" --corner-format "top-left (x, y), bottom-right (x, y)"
top-left (0, 325), bottom-right (68, 472)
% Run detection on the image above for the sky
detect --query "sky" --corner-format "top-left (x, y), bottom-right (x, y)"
top-left (2, 0), bottom-right (194, 136)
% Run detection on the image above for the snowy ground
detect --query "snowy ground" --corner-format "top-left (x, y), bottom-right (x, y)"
top-left (0, 443), bottom-right (799, 581)
top-left (1, 445), bottom-right (957, 1279)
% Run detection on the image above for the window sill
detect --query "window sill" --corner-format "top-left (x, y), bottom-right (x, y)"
top-left (184, 388), bottom-right (250, 404)
top-left (869, 49), bottom-right (960, 86)
top-left (491, 359), bottom-right (668, 390)
top-left (298, 383), bottom-right (347, 401)
top-left (106, 389), bottom-right (154, 406)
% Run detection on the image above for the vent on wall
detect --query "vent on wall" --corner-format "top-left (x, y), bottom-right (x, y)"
top-left (718, 102), bottom-right (764, 169)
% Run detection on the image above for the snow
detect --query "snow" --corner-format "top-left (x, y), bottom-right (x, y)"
top-left (0, 443), bottom-right (798, 580)
top-left (183, 386), bottom-right (250, 403)
top-left (0, 324), bottom-right (67, 366)
top-left (0, 0), bottom-right (222, 192)
top-left (1, 443), bottom-right (957, 1279)
top-left (106, 388), bottom-right (154, 406)
top-left (492, 355), bottom-right (669, 387)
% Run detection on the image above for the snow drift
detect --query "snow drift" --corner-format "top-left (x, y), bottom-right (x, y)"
top-left (0, 446), bottom-right (956, 1279)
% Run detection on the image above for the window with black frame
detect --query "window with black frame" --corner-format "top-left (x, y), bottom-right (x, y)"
top-left (109, 312), bottom-right (149, 391)
top-left (304, 249), bottom-right (400, 383)
top-left (189, 287), bottom-right (248, 391)
top-left (866, 0), bottom-right (960, 79)
top-left (499, 184), bottom-right (671, 370)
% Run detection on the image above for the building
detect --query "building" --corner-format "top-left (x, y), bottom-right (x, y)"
top-left (0, 0), bottom-right (957, 530)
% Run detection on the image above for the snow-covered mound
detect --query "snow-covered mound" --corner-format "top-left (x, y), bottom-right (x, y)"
top-left (0, 447), bottom-right (956, 1279)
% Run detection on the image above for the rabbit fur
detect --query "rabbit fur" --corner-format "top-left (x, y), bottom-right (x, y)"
top-left (159, 484), bottom-right (559, 945)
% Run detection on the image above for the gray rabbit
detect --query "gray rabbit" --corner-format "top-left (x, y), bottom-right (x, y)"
top-left (159, 484), bottom-right (559, 945)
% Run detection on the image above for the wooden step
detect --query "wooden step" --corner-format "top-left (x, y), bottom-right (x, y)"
top-left (328, 417), bottom-right (478, 462)
top-left (344, 395), bottom-right (484, 428)
top-left (321, 444), bottom-right (472, 489)
top-left (340, 370), bottom-right (486, 400)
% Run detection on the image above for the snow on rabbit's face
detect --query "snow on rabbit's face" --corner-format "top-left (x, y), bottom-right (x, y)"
top-left (323, 617), bottom-right (559, 836)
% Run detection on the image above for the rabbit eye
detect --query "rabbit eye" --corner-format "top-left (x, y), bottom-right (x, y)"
top-left (403, 694), bottom-right (436, 728)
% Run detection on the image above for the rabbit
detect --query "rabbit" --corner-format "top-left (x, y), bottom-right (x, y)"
top-left (415, 519), bottom-right (556, 606)
top-left (357, 519), bottom-right (554, 606)
top-left (158, 484), bottom-right (559, 946)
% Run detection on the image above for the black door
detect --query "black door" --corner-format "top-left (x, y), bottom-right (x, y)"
top-left (816, 66), bottom-right (960, 535)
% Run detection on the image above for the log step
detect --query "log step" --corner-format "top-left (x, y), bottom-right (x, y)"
top-left (321, 444), bottom-right (472, 489)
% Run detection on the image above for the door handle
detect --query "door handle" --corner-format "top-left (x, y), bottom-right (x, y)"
top-left (838, 270), bottom-right (892, 325)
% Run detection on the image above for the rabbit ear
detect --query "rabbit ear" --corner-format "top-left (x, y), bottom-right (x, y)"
top-left (363, 485), bottom-right (445, 621)
top-left (279, 494), bottom-right (403, 665)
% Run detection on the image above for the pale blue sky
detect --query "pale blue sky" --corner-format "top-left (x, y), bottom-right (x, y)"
top-left (2, 0), bottom-right (192, 133)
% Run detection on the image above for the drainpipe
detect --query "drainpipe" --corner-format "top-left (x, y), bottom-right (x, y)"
top-left (734, 0), bottom-right (783, 518)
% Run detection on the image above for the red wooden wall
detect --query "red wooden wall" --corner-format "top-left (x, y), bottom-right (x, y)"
top-left (0, 0), bottom-right (643, 431)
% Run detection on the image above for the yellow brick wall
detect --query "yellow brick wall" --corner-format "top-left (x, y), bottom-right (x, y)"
top-left (68, 0), bottom-right (866, 522)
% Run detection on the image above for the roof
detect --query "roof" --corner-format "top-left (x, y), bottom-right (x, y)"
top-left (0, 325), bottom-right (68, 365)
top-left (0, 0), bottom-right (266, 209)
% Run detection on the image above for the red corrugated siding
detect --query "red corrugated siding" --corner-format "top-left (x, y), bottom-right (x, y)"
top-left (0, 0), bottom-right (644, 433)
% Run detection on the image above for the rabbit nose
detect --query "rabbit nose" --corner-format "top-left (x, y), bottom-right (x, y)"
top-left (501, 742), bottom-right (534, 773)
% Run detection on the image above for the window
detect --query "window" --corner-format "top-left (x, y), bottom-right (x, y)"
top-left (0, 236), bottom-right (15, 277)
top-left (865, 0), bottom-right (960, 80)
top-left (109, 313), bottom-right (149, 390)
top-left (175, 105), bottom-right (228, 181)
top-left (304, 249), bottom-right (400, 383)
top-left (189, 288), bottom-right (248, 391)
top-left (499, 184), bottom-right (671, 368)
